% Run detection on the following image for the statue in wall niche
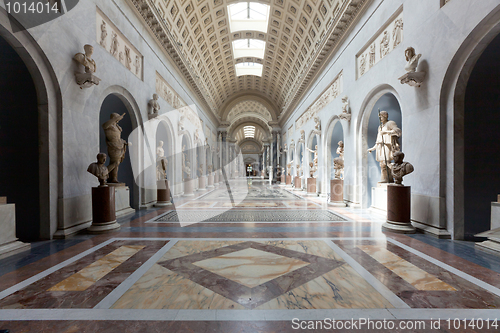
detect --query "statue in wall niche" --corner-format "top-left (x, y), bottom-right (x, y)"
top-left (367, 110), bottom-right (401, 183)
top-left (156, 141), bottom-right (168, 181)
top-left (74, 45), bottom-right (101, 88)
top-left (100, 21), bottom-right (107, 48)
top-left (194, 129), bottom-right (200, 143)
top-left (296, 164), bottom-right (300, 177)
top-left (208, 165), bottom-right (213, 173)
top-left (306, 145), bottom-right (319, 168)
top-left (287, 163), bottom-right (291, 176)
top-left (148, 94), bottom-right (160, 119)
top-left (399, 47), bottom-right (425, 87)
top-left (299, 130), bottom-right (305, 143)
top-left (369, 43), bottom-right (376, 68)
top-left (283, 143), bottom-right (288, 152)
top-left (390, 151), bottom-right (414, 185)
top-left (87, 153), bottom-right (109, 187)
top-left (125, 46), bottom-right (132, 70)
top-left (110, 31), bottom-right (119, 56)
top-left (309, 162), bottom-right (317, 178)
top-left (333, 141), bottom-right (344, 180)
top-left (277, 166), bottom-right (282, 178)
top-left (134, 55), bottom-right (141, 75)
top-left (178, 116), bottom-right (185, 133)
top-left (380, 31), bottom-right (390, 58)
top-left (393, 19), bottom-right (404, 48)
top-left (198, 164), bottom-right (203, 176)
top-left (314, 116), bottom-right (321, 132)
top-left (103, 113), bottom-right (128, 184)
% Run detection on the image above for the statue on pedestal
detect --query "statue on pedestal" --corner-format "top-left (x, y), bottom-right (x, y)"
top-left (74, 45), bottom-right (101, 88)
top-left (333, 141), bottom-right (344, 179)
top-left (390, 151), bottom-right (414, 185)
top-left (103, 113), bottom-right (128, 184)
top-left (367, 110), bottom-right (401, 183)
top-left (287, 163), bottom-right (291, 176)
top-left (306, 145), bottom-right (319, 168)
top-left (198, 164), bottom-right (203, 177)
top-left (182, 145), bottom-right (191, 180)
top-left (156, 141), bottom-right (168, 181)
top-left (339, 96), bottom-right (351, 122)
top-left (87, 153), bottom-right (109, 187)
top-left (148, 94), bottom-right (160, 119)
top-left (399, 47), bottom-right (426, 87)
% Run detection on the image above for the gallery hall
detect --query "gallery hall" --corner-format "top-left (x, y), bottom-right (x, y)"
top-left (1, 0), bottom-right (500, 331)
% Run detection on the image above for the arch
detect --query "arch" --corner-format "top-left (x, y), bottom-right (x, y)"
top-left (322, 115), bottom-right (346, 196)
top-left (356, 84), bottom-right (403, 209)
top-left (441, 3), bottom-right (500, 239)
top-left (0, 9), bottom-right (62, 239)
top-left (157, 119), bottom-right (176, 191)
top-left (219, 91), bottom-right (279, 121)
top-left (230, 121), bottom-right (270, 141)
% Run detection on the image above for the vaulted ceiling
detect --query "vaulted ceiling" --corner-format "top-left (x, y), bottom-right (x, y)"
top-left (130, 0), bottom-right (369, 126)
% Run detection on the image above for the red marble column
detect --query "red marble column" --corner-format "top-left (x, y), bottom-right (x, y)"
top-left (307, 178), bottom-right (316, 193)
top-left (329, 179), bottom-right (346, 206)
top-left (383, 184), bottom-right (415, 233)
top-left (286, 175), bottom-right (292, 185)
top-left (156, 180), bottom-right (171, 207)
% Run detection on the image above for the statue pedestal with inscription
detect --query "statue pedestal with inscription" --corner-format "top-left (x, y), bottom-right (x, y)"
top-left (183, 178), bottom-right (194, 196)
top-left (382, 185), bottom-right (415, 234)
top-left (286, 175), bottom-right (292, 186)
top-left (306, 178), bottom-right (317, 196)
top-left (155, 180), bottom-right (171, 207)
top-left (88, 186), bottom-right (121, 234)
top-left (208, 174), bottom-right (214, 188)
top-left (293, 177), bottom-right (302, 191)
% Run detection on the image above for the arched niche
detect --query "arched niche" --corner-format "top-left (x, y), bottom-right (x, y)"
top-left (99, 94), bottom-right (139, 209)
top-left (462, 33), bottom-right (500, 239)
top-left (362, 92), bottom-right (402, 208)
top-left (196, 141), bottom-right (203, 179)
top-left (0, 35), bottom-right (40, 240)
top-left (307, 132), bottom-right (318, 176)
top-left (289, 146), bottom-right (295, 175)
top-left (327, 119), bottom-right (344, 180)
top-left (156, 120), bottom-right (174, 184)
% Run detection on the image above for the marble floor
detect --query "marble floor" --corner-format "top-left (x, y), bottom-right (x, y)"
top-left (1, 180), bottom-right (500, 332)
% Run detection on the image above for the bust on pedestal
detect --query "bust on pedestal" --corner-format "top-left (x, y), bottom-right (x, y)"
top-left (87, 153), bottom-right (121, 233)
top-left (155, 141), bottom-right (171, 207)
top-left (330, 141), bottom-right (346, 207)
top-left (382, 151), bottom-right (415, 234)
top-left (182, 147), bottom-right (194, 196)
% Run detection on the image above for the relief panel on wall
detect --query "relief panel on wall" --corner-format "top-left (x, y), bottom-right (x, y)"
top-left (356, 10), bottom-right (403, 79)
top-left (97, 8), bottom-right (143, 80)
top-left (295, 71), bottom-right (343, 130)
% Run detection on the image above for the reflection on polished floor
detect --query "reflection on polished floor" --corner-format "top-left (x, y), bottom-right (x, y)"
top-left (1, 180), bottom-right (500, 332)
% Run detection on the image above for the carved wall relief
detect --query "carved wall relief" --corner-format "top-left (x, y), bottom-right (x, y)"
top-left (356, 9), bottom-right (403, 79)
top-left (96, 8), bottom-right (143, 80)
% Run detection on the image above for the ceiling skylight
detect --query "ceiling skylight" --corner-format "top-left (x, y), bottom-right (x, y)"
top-left (228, 2), bottom-right (270, 33)
top-left (244, 126), bottom-right (256, 138)
top-left (235, 62), bottom-right (263, 77)
top-left (232, 39), bottom-right (266, 59)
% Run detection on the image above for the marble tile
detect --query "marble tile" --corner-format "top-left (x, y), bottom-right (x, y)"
top-left (48, 245), bottom-right (144, 292)
top-left (193, 248), bottom-right (310, 288)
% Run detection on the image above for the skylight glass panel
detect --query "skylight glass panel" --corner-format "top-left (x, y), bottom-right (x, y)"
top-left (235, 62), bottom-right (263, 77)
top-left (228, 2), bottom-right (270, 33)
top-left (244, 126), bottom-right (256, 138)
top-left (232, 39), bottom-right (266, 59)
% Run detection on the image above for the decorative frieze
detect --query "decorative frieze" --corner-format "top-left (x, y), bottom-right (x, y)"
top-left (357, 10), bottom-right (403, 79)
top-left (96, 8), bottom-right (143, 80)
top-left (295, 71), bottom-right (343, 130)
top-left (155, 72), bottom-right (202, 131)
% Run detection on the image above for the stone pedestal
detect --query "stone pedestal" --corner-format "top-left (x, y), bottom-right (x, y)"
top-left (382, 185), bottom-right (415, 234)
top-left (281, 175), bottom-right (285, 183)
top-left (198, 176), bottom-right (206, 191)
top-left (371, 184), bottom-right (388, 214)
top-left (0, 203), bottom-right (30, 259)
top-left (183, 178), bottom-right (194, 196)
top-left (208, 174), bottom-right (214, 187)
top-left (476, 202), bottom-right (500, 253)
top-left (329, 179), bottom-right (346, 207)
top-left (307, 178), bottom-right (317, 194)
top-left (214, 172), bottom-right (219, 184)
top-left (293, 176), bottom-right (302, 191)
top-left (155, 180), bottom-right (171, 207)
top-left (88, 186), bottom-right (121, 234)
top-left (109, 185), bottom-right (135, 217)
top-left (286, 175), bottom-right (292, 185)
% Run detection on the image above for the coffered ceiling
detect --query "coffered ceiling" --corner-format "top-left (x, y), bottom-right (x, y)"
top-left (129, 0), bottom-right (368, 125)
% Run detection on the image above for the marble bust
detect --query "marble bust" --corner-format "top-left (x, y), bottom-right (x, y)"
top-left (390, 151), bottom-right (414, 185)
top-left (148, 94), bottom-right (160, 119)
top-left (87, 153), bottom-right (109, 187)
top-left (367, 111), bottom-right (401, 183)
top-left (399, 47), bottom-right (425, 87)
top-left (404, 47), bottom-right (422, 73)
top-left (73, 45), bottom-right (101, 88)
top-left (334, 141), bottom-right (344, 179)
top-left (102, 113), bottom-right (128, 184)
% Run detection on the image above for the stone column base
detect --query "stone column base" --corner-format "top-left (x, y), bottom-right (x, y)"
top-left (382, 185), bottom-right (415, 234)
top-left (88, 186), bottom-right (121, 234)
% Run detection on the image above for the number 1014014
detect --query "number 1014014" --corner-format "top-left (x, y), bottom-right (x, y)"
top-left (6, 1), bottom-right (59, 14)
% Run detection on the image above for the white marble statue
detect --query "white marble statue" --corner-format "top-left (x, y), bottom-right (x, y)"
top-left (287, 163), bottom-right (291, 176)
top-left (74, 45), bottom-right (97, 74)
top-left (390, 151), bottom-right (414, 185)
top-left (156, 141), bottom-right (168, 180)
top-left (110, 31), bottom-right (119, 56)
top-left (198, 164), bottom-right (203, 176)
top-left (367, 111), bottom-right (401, 183)
top-left (178, 116), bottom-right (185, 133)
top-left (306, 145), bottom-right (318, 168)
top-left (333, 141), bottom-right (344, 179)
top-left (125, 46), bottom-right (132, 70)
top-left (369, 43), bottom-right (376, 68)
top-left (99, 21), bottom-right (107, 48)
top-left (148, 94), bottom-right (160, 118)
top-left (380, 31), bottom-right (390, 58)
top-left (134, 55), bottom-right (141, 75)
top-left (339, 96), bottom-right (351, 121)
top-left (87, 153), bottom-right (109, 187)
top-left (393, 19), bottom-right (404, 48)
top-left (182, 145), bottom-right (191, 180)
top-left (299, 130), bottom-right (305, 143)
top-left (399, 47), bottom-right (425, 87)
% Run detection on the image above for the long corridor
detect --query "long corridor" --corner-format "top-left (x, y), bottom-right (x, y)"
top-left (0, 180), bottom-right (499, 332)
